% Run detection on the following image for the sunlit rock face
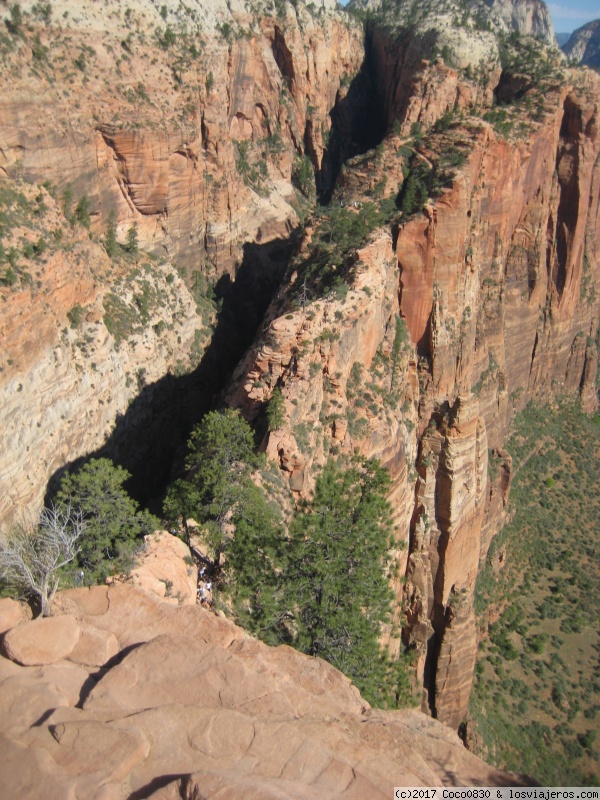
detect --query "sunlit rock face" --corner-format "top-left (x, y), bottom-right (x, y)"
top-left (563, 20), bottom-right (600, 69)
top-left (483, 0), bottom-right (557, 44)
top-left (1, 0), bottom-right (599, 737)
top-left (0, 579), bottom-right (531, 797)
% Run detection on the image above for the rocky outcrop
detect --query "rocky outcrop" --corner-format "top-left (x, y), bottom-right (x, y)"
top-left (0, 598), bottom-right (30, 634)
top-left (0, 583), bottom-right (531, 797)
top-left (228, 37), bottom-right (600, 728)
top-left (0, 0), bottom-right (364, 527)
top-left (1, 615), bottom-right (81, 666)
top-left (562, 20), bottom-right (600, 68)
top-left (1, 0), bottom-right (599, 748)
top-left (0, 0), bottom-right (362, 275)
top-left (129, 531), bottom-right (198, 605)
top-left (0, 184), bottom-right (207, 525)
top-left (483, 0), bottom-right (557, 44)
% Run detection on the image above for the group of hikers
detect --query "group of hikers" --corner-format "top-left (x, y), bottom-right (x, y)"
top-left (196, 565), bottom-right (213, 605)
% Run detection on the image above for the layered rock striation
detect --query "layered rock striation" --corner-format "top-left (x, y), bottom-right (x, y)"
top-left (0, 0), bottom-right (363, 523)
top-left (483, 0), bottom-right (557, 44)
top-left (1, 0), bottom-right (599, 743)
top-left (227, 17), bottom-right (600, 727)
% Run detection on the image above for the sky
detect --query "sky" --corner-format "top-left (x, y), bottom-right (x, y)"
top-left (337, 1), bottom-right (600, 35)
top-left (547, 2), bottom-right (600, 33)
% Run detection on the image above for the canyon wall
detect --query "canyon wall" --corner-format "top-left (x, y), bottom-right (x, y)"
top-left (227, 21), bottom-right (600, 728)
top-left (484, 0), bottom-right (557, 44)
top-left (0, 0), bottom-right (363, 523)
top-left (563, 20), bottom-right (600, 69)
top-left (1, 0), bottom-right (599, 736)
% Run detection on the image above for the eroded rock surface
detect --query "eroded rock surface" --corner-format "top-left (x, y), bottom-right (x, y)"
top-left (0, 0), bottom-right (599, 744)
top-left (129, 531), bottom-right (198, 606)
top-left (0, 0), bottom-right (363, 526)
top-left (0, 585), bottom-right (530, 798)
top-left (228, 38), bottom-right (600, 728)
top-left (563, 20), bottom-right (600, 68)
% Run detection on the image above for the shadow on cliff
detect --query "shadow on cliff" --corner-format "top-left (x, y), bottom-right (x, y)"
top-left (44, 233), bottom-right (300, 515)
top-left (313, 21), bottom-right (449, 205)
top-left (314, 31), bottom-right (387, 204)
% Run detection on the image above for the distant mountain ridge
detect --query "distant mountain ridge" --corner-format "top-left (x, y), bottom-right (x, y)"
top-left (562, 19), bottom-right (600, 68)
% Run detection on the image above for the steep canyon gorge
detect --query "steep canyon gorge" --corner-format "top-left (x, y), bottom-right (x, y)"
top-left (1, 0), bottom-right (599, 777)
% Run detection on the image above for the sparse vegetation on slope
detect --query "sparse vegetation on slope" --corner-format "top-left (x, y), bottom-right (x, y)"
top-left (471, 402), bottom-right (600, 786)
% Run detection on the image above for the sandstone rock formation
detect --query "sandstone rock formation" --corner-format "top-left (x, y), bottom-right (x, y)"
top-left (483, 0), bottom-right (557, 44)
top-left (0, 0), bottom-right (599, 748)
top-left (0, 584), bottom-right (531, 798)
top-left (1, 614), bottom-right (81, 666)
top-left (129, 531), bottom-right (198, 606)
top-left (0, 0), bottom-right (363, 525)
top-left (0, 598), bottom-right (30, 634)
top-left (0, 192), bottom-right (208, 525)
top-left (227, 18), bottom-right (600, 728)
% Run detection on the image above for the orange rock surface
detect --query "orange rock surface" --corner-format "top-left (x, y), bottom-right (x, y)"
top-left (0, 583), bottom-right (531, 797)
top-left (0, 0), bottom-right (599, 746)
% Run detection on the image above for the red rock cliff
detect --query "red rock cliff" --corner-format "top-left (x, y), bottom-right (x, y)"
top-left (1, 0), bottom-right (599, 738)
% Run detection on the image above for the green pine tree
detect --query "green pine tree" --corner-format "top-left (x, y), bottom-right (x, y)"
top-left (62, 186), bottom-right (74, 223)
top-left (125, 223), bottom-right (138, 254)
top-left (227, 481), bottom-right (284, 640)
top-left (56, 458), bottom-right (158, 583)
top-left (278, 457), bottom-right (400, 706)
top-left (164, 409), bottom-right (259, 569)
top-left (266, 387), bottom-right (286, 431)
top-left (75, 196), bottom-right (91, 229)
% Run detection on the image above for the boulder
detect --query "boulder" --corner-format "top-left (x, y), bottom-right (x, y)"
top-left (0, 598), bottom-right (29, 634)
top-left (1, 615), bottom-right (81, 666)
top-left (67, 623), bottom-right (119, 668)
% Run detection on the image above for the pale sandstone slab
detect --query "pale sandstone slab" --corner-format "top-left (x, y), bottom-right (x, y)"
top-left (59, 586), bottom-right (111, 617)
top-left (0, 674), bottom-right (69, 735)
top-left (0, 653), bottom-right (23, 682)
top-left (51, 719), bottom-right (150, 781)
top-left (67, 622), bottom-right (119, 668)
top-left (67, 583), bottom-right (244, 650)
top-left (1, 615), bottom-right (81, 666)
top-left (129, 531), bottom-right (198, 606)
top-left (83, 632), bottom-right (364, 720)
top-left (0, 735), bottom-right (78, 800)
top-left (0, 661), bottom-right (89, 735)
top-left (39, 661), bottom-right (91, 707)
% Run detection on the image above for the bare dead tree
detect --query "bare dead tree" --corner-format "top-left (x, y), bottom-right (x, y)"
top-left (0, 504), bottom-right (85, 617)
